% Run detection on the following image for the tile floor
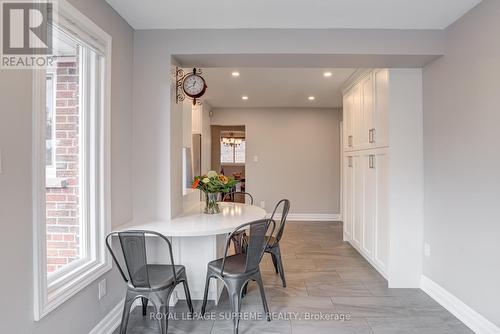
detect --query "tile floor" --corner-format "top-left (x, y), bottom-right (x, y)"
top-left (114, 222), bottom-right (473, 334)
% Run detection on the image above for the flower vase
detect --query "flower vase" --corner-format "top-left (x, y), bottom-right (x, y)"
top-left (204, 192), bottom-right (220, 214)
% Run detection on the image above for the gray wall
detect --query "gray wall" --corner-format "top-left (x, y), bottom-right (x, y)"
top-left (0, 0), bottom-right (134, 332)
top-left (423, 0), bottom-right (500, 327)
top-left (211, 108), bottom-right (341, 215)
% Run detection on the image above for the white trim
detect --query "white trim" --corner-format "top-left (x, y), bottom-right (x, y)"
top-left (420, 276), bottom-right (500, 334)
top-left (88, 298), bottom-right (172, 334)
top-left (267, 213), bottom-right (342, 222)
top-left (33, 0), bottom-right (113, 321)
top-left (88, 301), bottom-right (124, 334)
top-left (347, 240), bottom-right (388, 280)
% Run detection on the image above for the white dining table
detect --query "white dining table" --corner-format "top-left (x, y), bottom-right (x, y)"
top-left (113, 202), bottom-right (267, 304)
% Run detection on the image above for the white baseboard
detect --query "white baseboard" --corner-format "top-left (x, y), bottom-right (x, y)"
top-left (267, 213), bottom-right (342, 222)
top-left (88, 294), bottom-right (179, 334)
top-left (420, 276), bottom-right (500, 334)
top-left (88, 301), bottom-right (124, 334)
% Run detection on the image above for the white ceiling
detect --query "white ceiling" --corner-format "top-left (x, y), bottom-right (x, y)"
top-left (106, 0), bottom-right (481, 30)
top-left (199, 68), bottom-right (356, 109)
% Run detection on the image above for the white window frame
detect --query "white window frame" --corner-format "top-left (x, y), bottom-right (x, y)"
top-left (45, 72), bottom-right (56, 179)
top-left (220, 139), bottom-right (246, 165)
top-left (32, 0), bottom-right (112, 321)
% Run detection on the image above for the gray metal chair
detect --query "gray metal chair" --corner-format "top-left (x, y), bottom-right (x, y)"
top-left (223, 191), bottom-right (254, 253)
top-left (106, 230), bottom-right (194, 334)
top-left (222, 191), bottom-right (254, 205)
top-left (200, 219), bottom-right (276, 334)
top-left (266, 199), bottom-right (291, 287)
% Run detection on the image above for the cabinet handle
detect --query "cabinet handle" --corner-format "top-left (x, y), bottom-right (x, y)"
top-left (372, 128), bottom-right (376, 143)
top-left (369, 155), bottom-right (375, 169)
top-left (348, 135), bottom-right (353, 147)
top-left (369, 128), bottom-right (376, 144)
top-left (348, 156), bottom-right (353, 167)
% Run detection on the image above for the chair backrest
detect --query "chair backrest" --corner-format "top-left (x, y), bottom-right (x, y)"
top-left (221, 219), bottom-right (275, 275)
top-left (105, 230), bottom-right (177, 288)
top-left (223, 191), bottom-right (254, 205)
top-left (269, 199), bottom-right (290, 245)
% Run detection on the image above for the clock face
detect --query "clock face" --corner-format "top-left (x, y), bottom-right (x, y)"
top-left (183, 74), bottom-right (206, 98)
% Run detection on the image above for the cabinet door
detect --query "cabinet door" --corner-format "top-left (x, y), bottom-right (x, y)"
top-left (373, 70), bottom-right (389, 148)
top-left (362, 153), bottom-right (375, 257)
top-left (373, 150), bottom-right (389, 271)
top-left (343, 93), bottom-right (353, 151)
top-left (361, 74), bottom-right (374, 149)
top-left (351, 153), bottom-right (364, 248)
top-left (351, 85), bottom-right (363, 150)
top-left (343, 154), bottom-right (354, 240)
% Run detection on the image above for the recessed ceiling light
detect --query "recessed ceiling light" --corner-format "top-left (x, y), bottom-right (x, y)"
top-left (242, 96), bottom-right (248, 100)
top-left (308, 96), bottom-right (315, 101)
top-left (323, 72), bottom-right (332, 77)
top-left (232, 71), bottom-right (240, 77)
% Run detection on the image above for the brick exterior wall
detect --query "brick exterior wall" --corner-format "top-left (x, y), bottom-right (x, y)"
top-left (45, 56), bottom-right (81, 273)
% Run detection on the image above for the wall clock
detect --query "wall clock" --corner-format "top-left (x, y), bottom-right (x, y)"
top-left (176, 67), bottom-right (207, 105)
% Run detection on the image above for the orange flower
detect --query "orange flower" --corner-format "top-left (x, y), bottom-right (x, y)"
top-left (192, 178), bottom-right (200, 189)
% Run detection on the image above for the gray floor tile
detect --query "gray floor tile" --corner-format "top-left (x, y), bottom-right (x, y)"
top-left (113, 222), bottom-right (470, 334)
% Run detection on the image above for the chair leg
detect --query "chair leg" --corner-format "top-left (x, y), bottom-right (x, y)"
top-left (242, 281), bottom-right (248, 296)
top-left (158, 304), bottom-right (168, 334)
top-left (270, 252), bottom-right (279, 274)
top-left (150, 289), bottom-right (173, 334)
top-left (254, 274), bottom-right (271, 321)
top-left (141, 297), bottom-right (148, 316)
top-left (119, 290), bottom-right (135, 334)
top-left (274, 246), bottom-right (286, 287)
top-left (201, 272), bottom-right (212, 315)
top-left (228, 284), bottom-right (242, 334)
top-left (182, 279), bottom-right (194, 314)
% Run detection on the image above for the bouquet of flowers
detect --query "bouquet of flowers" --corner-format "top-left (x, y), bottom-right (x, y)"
top-left (192, 171), bottom-right (239, 214)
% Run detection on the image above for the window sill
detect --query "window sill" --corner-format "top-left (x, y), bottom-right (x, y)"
top-left (221, 163), bottom-right (245, 167)
top-left (46, 177), bottom-right (68, 188)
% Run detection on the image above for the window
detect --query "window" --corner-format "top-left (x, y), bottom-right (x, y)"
top-left (45, 73), bottom-right (55, 175)
top-left (33, 2), bottom-right (112, 320)
top-left (221, 139), bottom-right (246, 164)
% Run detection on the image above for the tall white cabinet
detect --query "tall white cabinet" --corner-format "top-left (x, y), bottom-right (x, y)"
top-left (342, 69), bottom-right (424, 287)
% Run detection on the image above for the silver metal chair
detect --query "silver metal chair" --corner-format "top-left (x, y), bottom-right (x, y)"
top-left (200, 219), bottom-right (276, 334)
top-left (222, 191), bottom-right (254, 205)
top-left (106, 230), bottom-right (194, 334)
top-left (223, 191), bottom-right (254, 253)
top-left (266, 199), bottom-right (291, 287)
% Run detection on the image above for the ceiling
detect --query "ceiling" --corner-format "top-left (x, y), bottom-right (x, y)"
top-left (199, 68), bottom-right (356, 109)
top-left (106, 0), bottom-right (481, 30)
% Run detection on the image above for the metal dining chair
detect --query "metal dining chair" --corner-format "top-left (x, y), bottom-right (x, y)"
top-left (223, 191), bottom-right (254, 253)
top-left (266, 199), bottom-right (291, 287)
top-left (106, 230), bottom-right (194, 334)
top-left (200, 219), bottom-right (276, 334)
top-left (222, 191), bottom-right (254, 205)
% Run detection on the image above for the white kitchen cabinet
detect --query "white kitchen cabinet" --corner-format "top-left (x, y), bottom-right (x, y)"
top-left (361, 149), bottom-right (389, 271)
top-left (343, 149), bottom-right (389, 275)
top-left (373, 69), bottom-right (389, 148)
top-left (342, 68), bottom-right (424, 287)
top-left (343, 92), bottom-right (354, 151)
top-left (373, 150), bottom-right (389, 272)
top-left (343, 70), bottom-right (389, 151)
top-left (351, 85), bottom-right (363, 150)
top-left (343, 154), bottom-right (354, 240)
top-left (352, 153), bottom-right (364, 248)
top-left (360, 74), bottom-right (374, 150)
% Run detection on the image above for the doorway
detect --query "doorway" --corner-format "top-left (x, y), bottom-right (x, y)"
top-left (211, 125), bottom-right (247, 202)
